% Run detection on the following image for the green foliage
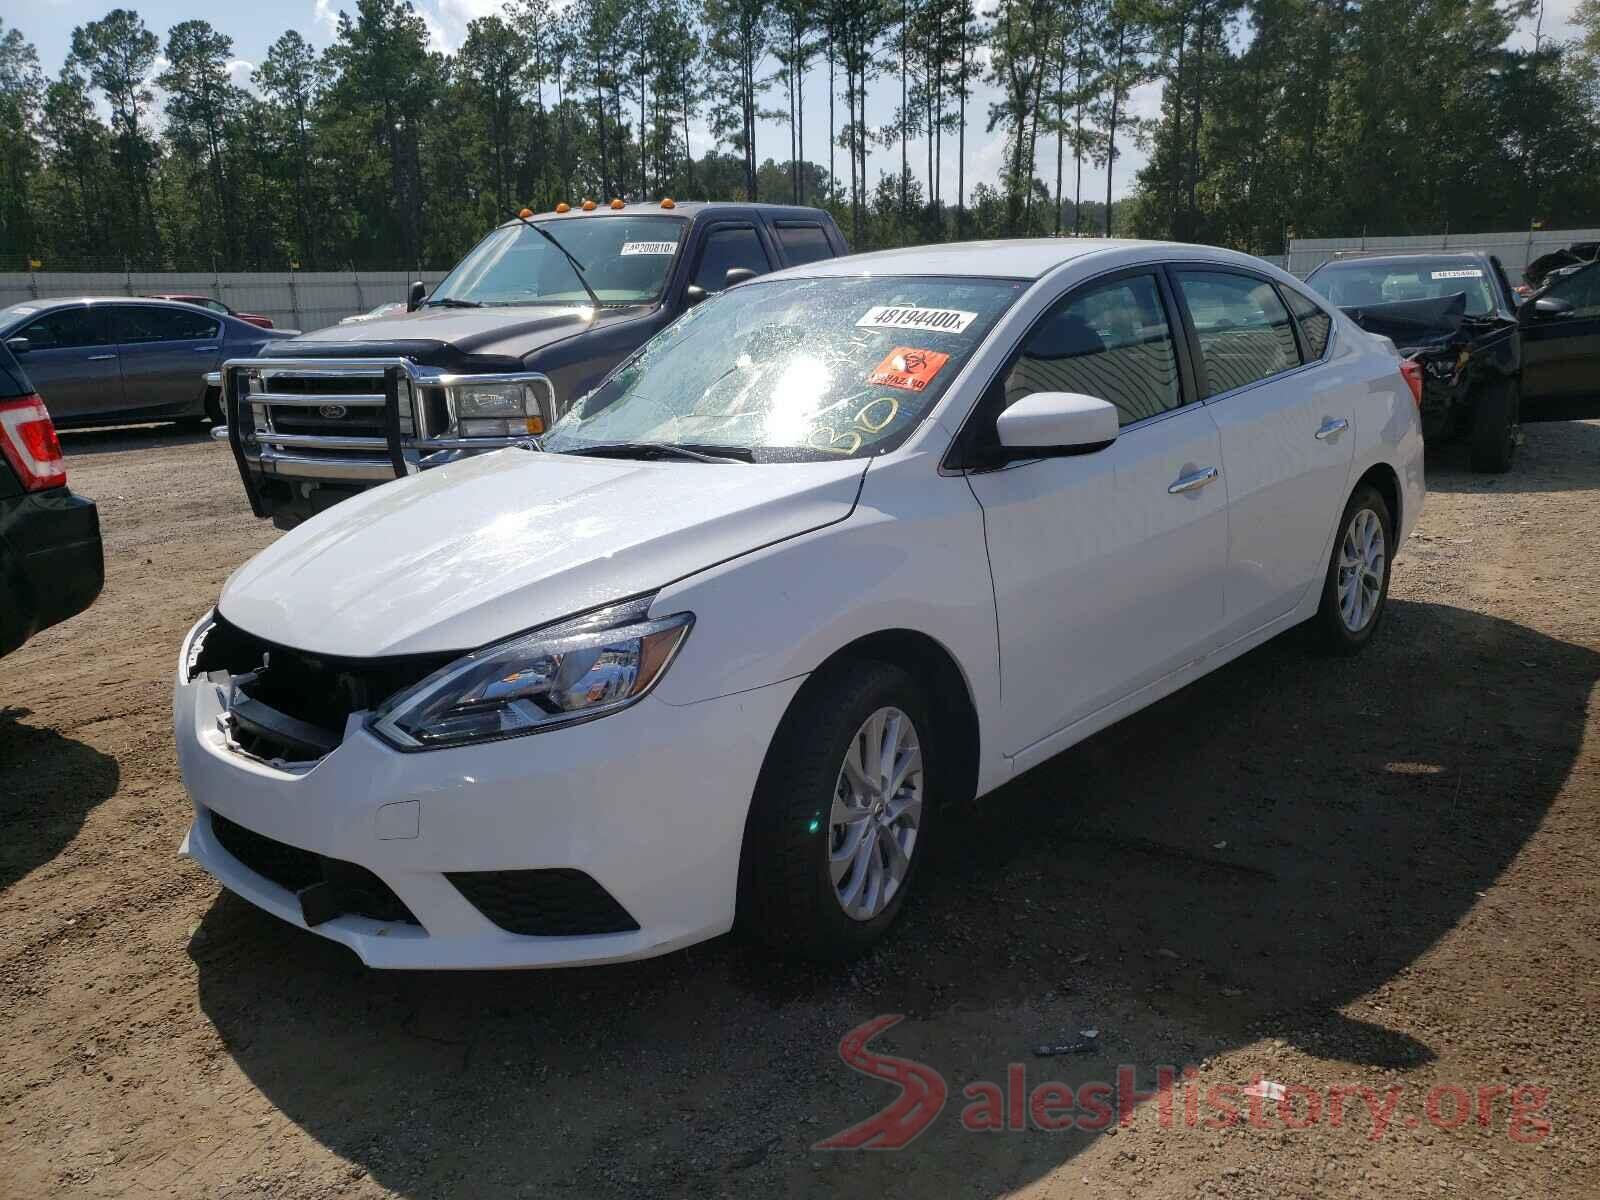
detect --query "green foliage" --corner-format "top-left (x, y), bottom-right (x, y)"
top-left (0, 0), bottom-right (1595, 270)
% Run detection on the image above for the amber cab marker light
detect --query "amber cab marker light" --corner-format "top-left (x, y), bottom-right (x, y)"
top-left (610, 198), bottom-right (625, 209)
top-left (554, 201), bottom-right (571, 213)
top-left (518, 207), bottom-right (534, 219)
top-left (581, 199), bottom-right (597, 211)
top-left (660, 197), bottom-right (676, 209)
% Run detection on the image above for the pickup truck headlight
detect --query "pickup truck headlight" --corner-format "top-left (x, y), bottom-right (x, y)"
top-left (368, 597), bottom-right (692, 750)
top-left (448, 381), bottom-right (548, 437)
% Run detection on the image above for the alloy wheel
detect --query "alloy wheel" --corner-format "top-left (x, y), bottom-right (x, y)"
top-left (829, 706), bottom-right (923, 922)
top-left (1337, 507), bottom-right (1386, 632)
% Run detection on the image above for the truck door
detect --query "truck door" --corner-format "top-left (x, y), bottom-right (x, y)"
top-left (687, 224), bottom-right (775, 298)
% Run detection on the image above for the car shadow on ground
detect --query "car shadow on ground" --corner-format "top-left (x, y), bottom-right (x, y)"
top-left (189, 596), bottom-right (1597, 1197)
top-left (0, 715), bottom-right (120, 893)
top-left (56, 423), bottom-right (217, 458)
top-left (1426, 399), bottom-right (1600, 494)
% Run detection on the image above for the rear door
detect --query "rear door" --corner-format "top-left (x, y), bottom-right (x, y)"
top-left (771, 221), bottom-right (837, 268)
top-left (1520, 263), bottom-right (1600, 398)
top-left (12, 305), bottom-right (120, 423)
top-left (1172, 268), bottom-right (1355, 639)
top-left (110, 304), bottom-right (221, 416)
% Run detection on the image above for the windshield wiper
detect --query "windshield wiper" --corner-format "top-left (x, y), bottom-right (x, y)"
top-left (424, 297), bottom-right (482, 308)
top-left (559, 441), bottom-right (753, 464)
top-left (512, 211), bottom-right (603, 313)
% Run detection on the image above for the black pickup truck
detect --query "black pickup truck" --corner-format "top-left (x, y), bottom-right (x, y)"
top-left (219, 201), bottom-right (849, 528)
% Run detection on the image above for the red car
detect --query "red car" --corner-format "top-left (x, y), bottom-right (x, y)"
top-left (145, 294), bottom-right (274, 329)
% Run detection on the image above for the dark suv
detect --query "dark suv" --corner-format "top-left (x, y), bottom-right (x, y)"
top-left (220, 201), bottom-right (849, 528)
top-left (0, 339), bottom-right (103, 659)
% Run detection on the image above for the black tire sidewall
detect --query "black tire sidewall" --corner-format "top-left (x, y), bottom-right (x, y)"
top-left (739, 660), bottom-right (936, 959)
top-left (1469, 376), bottom-right (1517, 473)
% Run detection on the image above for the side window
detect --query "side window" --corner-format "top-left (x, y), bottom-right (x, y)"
top-left (21, 307), bottom-right (108, 350)
top-left (1001, 273), bottom-right (1184, 428)
top-left (1175, 270), bottom-right (1299, 397)
top-left (692, 226), bottom-right (771, 293)
top-left (1284, 288), bottom-right (1332, 360)
top-left (775, 224), bottom-right (833, 266)
top-left (113, 306), bottom-right (221, 344)
top-left (1545, 263), bottom-right (1600, 315)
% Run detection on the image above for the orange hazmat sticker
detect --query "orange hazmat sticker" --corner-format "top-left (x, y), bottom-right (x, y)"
top-left (866, 347), bottom-right (950, 392)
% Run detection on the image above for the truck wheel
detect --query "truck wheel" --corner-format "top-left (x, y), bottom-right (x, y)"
top-left (737, 660), bottom-right (933, 961)
top-left (204, 387), bottom-right (223, 425)
top-left (1309, 483), bottom-right (1394, 656)
top-left (1469, 377), bottom-right (1519, 473)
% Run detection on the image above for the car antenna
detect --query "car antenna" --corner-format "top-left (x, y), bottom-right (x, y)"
top-left (513, 208), bottom-right (602, 316)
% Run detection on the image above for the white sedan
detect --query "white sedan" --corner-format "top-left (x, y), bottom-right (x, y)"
top-left (175, 239), bottom-right (1424, 969)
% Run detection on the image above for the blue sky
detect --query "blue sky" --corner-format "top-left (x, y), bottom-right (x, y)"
top-left (11, 0), bottom-right (1579, 210)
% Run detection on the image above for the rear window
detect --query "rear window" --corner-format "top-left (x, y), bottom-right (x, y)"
top-left (1284, 289), bottom-right (1332, 359)
top-left (1309, 259), bottom-right (1497, 315)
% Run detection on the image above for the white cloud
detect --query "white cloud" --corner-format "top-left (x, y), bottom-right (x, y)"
top-left (314, 0), bottom-right (339, 39)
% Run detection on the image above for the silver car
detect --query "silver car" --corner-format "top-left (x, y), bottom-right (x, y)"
top-left (0, 298), bottom-right (295, 429)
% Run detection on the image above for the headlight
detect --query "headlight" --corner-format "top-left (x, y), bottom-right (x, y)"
top-left (368, 597), bottom-right (692, 750)
top-left (447, 380), bottom-right (549, 437)
top-left (181, 609), bottom-right (218, 681)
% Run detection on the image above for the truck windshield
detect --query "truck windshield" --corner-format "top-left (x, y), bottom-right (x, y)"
top-left (542, 275), bottom-right (1024, 462)
top-left (1308, 259), bottom-right (1497, 316)
top-left (428, 216), bottom-right (688, 307)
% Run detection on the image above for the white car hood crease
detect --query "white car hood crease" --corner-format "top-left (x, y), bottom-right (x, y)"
top-left (219, 449), bottom-right (869, 657)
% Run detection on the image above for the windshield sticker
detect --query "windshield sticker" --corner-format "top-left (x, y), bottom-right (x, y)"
top-left (1430, 269), bottom-right (1483, 279)
top-left (856, 306), bottom-right (977, 334)
top-left (621, 241), bottom-right (678, 256)
top-left (866, 347), bottom-right (951, 392)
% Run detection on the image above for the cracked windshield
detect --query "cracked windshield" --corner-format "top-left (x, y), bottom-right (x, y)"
top-left (542, 276), bottom-right (1024, 461)
top-left (428, 215), bottom-right (688, 306)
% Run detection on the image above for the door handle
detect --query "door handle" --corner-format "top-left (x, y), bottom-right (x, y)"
top-left (193, 345), bottom-right (219, 352)
top-left (1168, 466), bottom-right (1220, 494)
top-left (87, 353), bottom-right (116, 361)
top-left (1315, 417), bottom-right (1350, 440)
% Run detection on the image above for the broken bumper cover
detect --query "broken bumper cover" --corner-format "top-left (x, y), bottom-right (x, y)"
top-left (174, 664), bottom-right (802, 969)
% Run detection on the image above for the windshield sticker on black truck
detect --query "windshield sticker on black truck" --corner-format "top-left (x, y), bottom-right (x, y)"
top-left (1430, 269), bottom-right (1483, 279)
top-left (621, 241), bottom-right (678, 256)
top-left (856, 306), bottom-right (977, 334)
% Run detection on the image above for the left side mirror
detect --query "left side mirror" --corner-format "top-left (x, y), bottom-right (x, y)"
top-left (724, 267), bottom-right (759, 288)
top-left (4, 336), bottom-right (29, 355)
top-left (684, 283), bottom-right (708, 307)
top-left (995, 392), bottom-right (1118, 458)
top-left (407, 280), bottom-right (427, 312)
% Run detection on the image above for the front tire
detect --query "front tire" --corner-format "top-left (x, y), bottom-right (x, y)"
top-left (737, 660), bottom-right (933, 961)
top-left (1468, 376), bottom-right (1518, 473)
top-left (1310, 484), bottom-right (1394, 656)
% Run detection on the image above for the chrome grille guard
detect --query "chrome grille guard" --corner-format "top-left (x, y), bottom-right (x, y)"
top-left (219, 356), bottom-right (555, 519)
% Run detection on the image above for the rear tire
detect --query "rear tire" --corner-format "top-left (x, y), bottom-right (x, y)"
top-left (1309, 484), bottom-right (1394, 656)
top-left (737, 660), bottom-right (934, 961)
top-left (203, 387), bottom-right (223, 425)
top-left (1468, 376), bottom-right (1518, 473)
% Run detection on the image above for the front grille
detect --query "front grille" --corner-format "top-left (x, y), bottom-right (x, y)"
top-left (447, 869), bottom-right (640, 936)
top-left (209, 811), bottom-right (420, 925)
top-left (192, 613), bottom-right (456, 758)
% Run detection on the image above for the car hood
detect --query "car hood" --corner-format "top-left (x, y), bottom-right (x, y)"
top-left (266, 304), bottom-right (652, 365)
top-left (218, 449), bottom-right (868, 657)
top-left (1338, 294), bottom-right (1513, 356)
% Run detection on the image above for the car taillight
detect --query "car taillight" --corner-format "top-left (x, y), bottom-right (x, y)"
top-left (1398, 359), bottom-right (1424, 408)
top-left (0, 395), bottom-right (68, 490)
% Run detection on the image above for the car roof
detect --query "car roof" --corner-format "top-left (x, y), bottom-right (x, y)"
top-left (0, 296), bottom-right (236, 323)
top-left (497, 201), bottom-right (832, 228)
top-left (764, 237), bottom-right (1201, 282)
top-left (1312, 252), bottom-right (1493, 271)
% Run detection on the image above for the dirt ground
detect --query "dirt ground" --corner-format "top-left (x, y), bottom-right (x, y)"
top-left (2, 407), bottom-right (1598, 1199)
